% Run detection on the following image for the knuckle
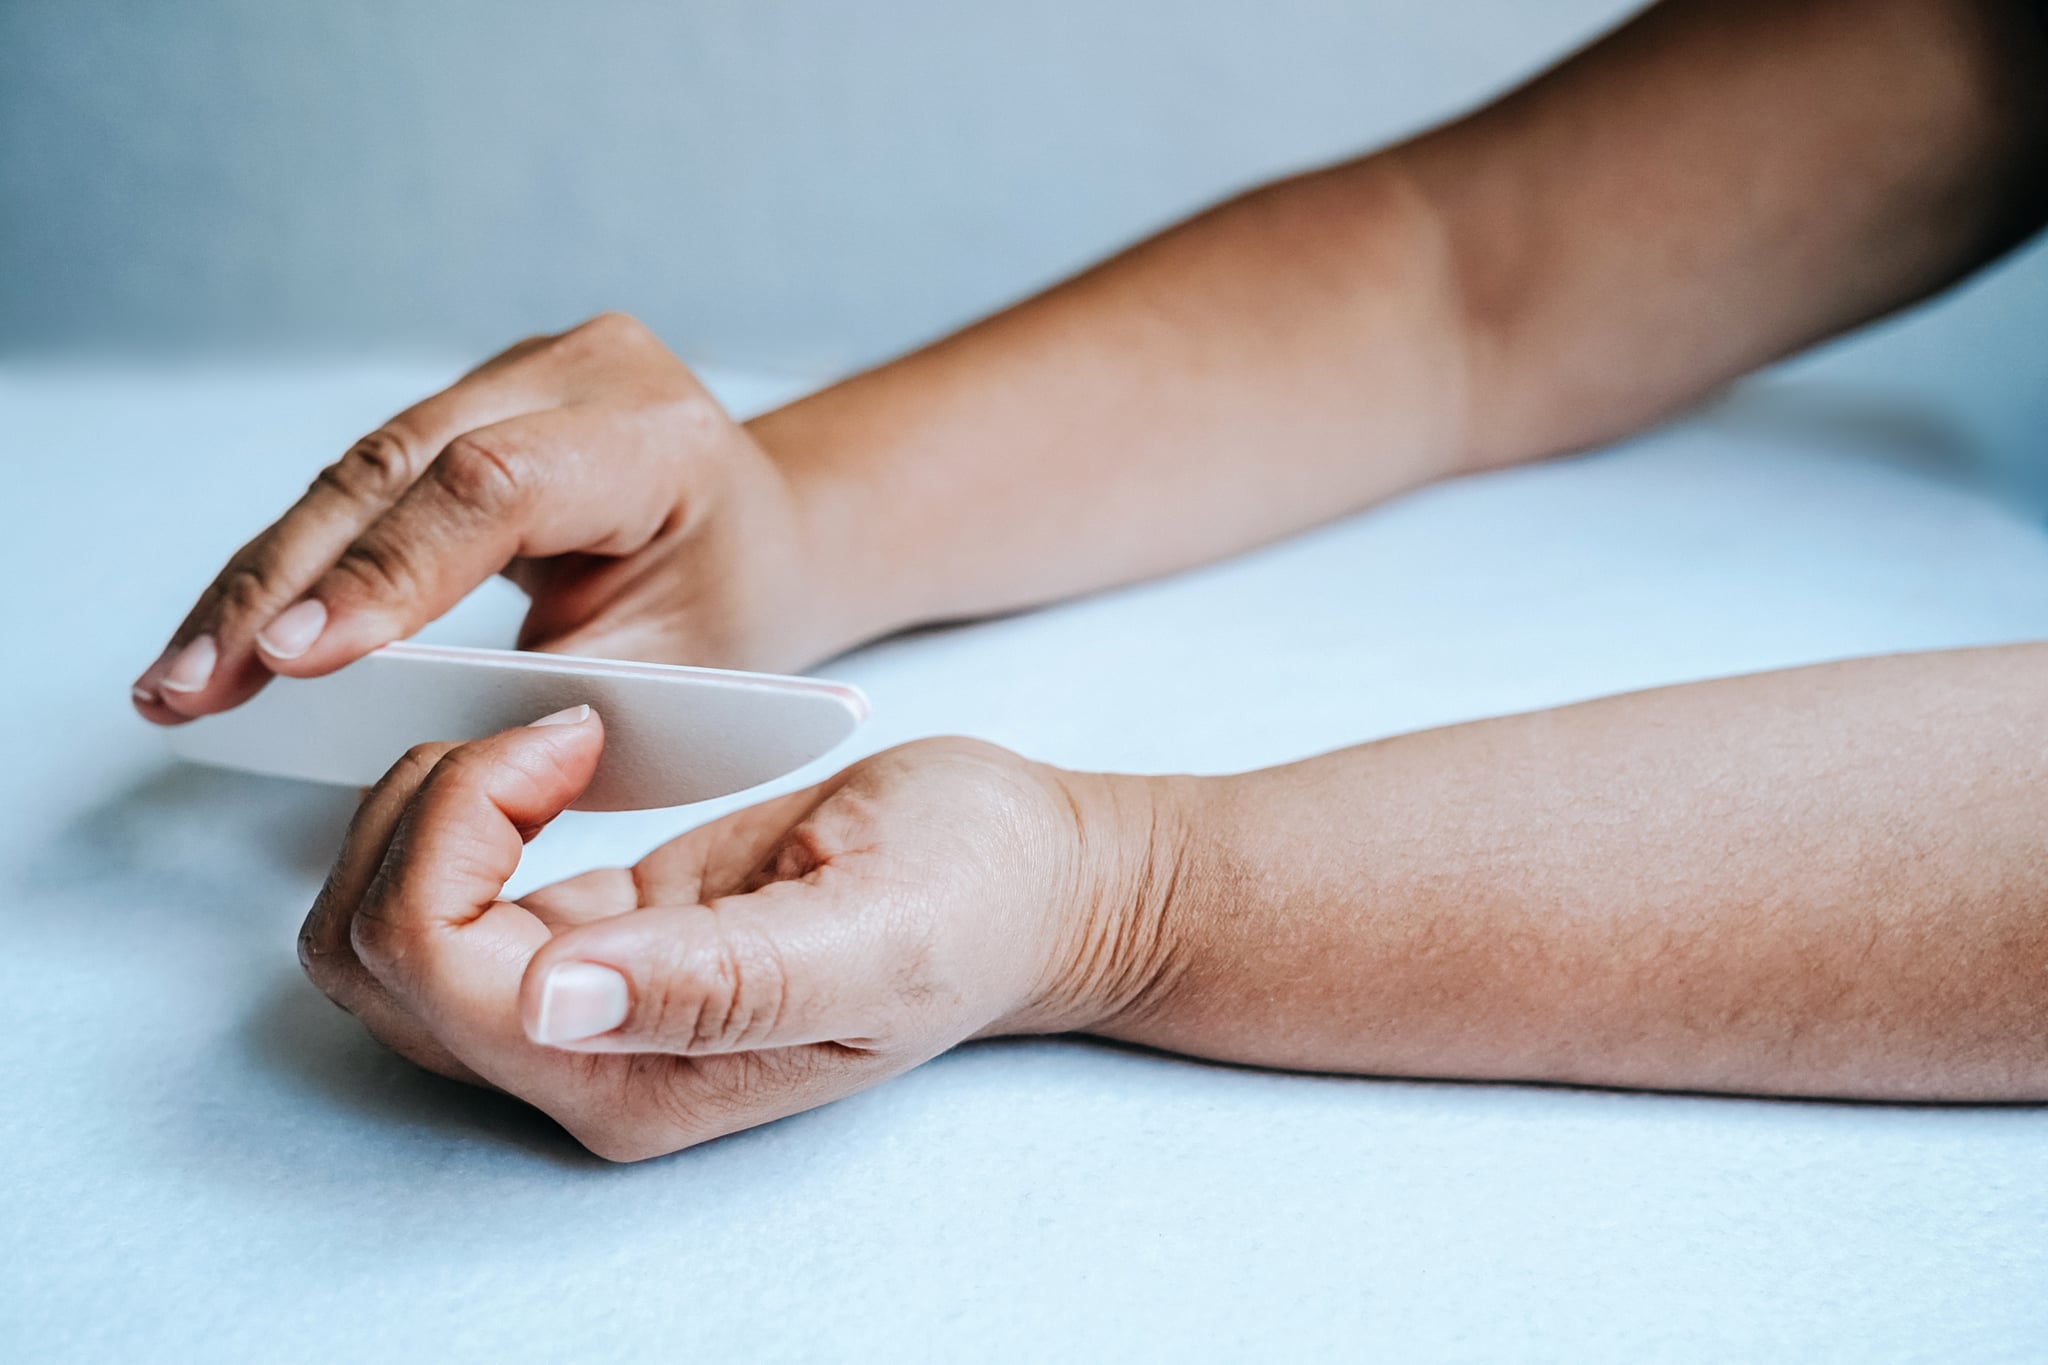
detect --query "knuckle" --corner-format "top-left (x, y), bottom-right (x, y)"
top-left (547, 311), bottom-right (657, 370)
top-left (320, 428), bottom-right (419, 503)
top-left (369, 741), bottom-right (456, 806)
top-left (643, 930), bottom-right (785, 1053)
top-left (329, 532), bottom-right (420, 603)
top-left (420, 746), bottom-right (495, 804)
top-left (347, 906), bottom-right (397, 971)
top-left (653, 389), bottom-right (725, 444)
top-left (348, 901), bottom-right (418, 976)
top-left (639, 952), bottom-right (724, 1052)
top-left (432, 435), bottom-right (528, 515)
top-left (572, 310), bottom-right (650, 348)
top-left (409, 745), bottom-right (517, 827)
top-left (213, 556), bottom-right (288, 621)
top-left (393, 742), bottom-right (451, 786)
top-left (296, 910), bottom-right (341, 988)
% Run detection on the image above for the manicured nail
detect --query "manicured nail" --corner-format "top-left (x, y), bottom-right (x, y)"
top-left (532, 962), bottom-right (630, 1044)
top-left (158, 636), bottom-right (217, 694)
top-left (257, 598), bottom-right (328, 660)
top-left (529, 704), bottom-right (592, 728)
top-left (131, 644), bottom-right (176, 699)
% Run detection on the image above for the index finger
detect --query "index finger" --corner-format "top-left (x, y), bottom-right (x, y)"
top-left (132, 337), bottom-right (563, 723)
top-left (348, 707), bottom-right (604, 1007)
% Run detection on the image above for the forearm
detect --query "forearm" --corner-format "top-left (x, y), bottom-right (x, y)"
top-left (1109, 645), bottom-right (2048, 1101)
top-left (754, 0), bottom-right (2047, 649)
top-left (1415, 0), bottom-right (2048, 465)
top-left (753, 159), bottom-right (1468, 643)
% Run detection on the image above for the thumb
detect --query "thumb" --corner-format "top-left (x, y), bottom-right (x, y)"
top-left (518, 880), bottom-right (910, 1055)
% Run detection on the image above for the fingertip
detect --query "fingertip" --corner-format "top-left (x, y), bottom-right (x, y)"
top-left (154, 635), bottom-right (216, 704)
top-left (510, 704), bottom-right (605, 812)
top-left (130, 655), bottom-right (167, 716)
top-left (527, 703), bottom-right (597, 729)
top-left (524, 960), bottom-right (631, 1046)
top-left (253, 597), bottom-right (328, 663)
top-left (517, 703), bottom-right (606, 767)
top-left (516, 914), bottom-right (654, 1051)
top-left (131, 643), bottom-right (175, 695)
top-left (401, 705), bottom-right (605, 850)
top-left (129, 686), bottom-right (192, 726)
top-left (255, 603), bottom-right (408, 679)
top-left (154, 680), bottom-right (219, 721)
top-left (142, 648), bottom-right (280, 723)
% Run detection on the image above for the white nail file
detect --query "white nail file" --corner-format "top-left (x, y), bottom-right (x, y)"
top-left (163, 641), bottom-right (869, 811)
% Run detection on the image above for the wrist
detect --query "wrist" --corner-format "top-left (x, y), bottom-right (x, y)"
top-left (1011, 764), bottom-right (1219, 1037)
top-left (746, 396), bottom-right (930, 660)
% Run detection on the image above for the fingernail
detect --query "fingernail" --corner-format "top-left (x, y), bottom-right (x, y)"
top-left (533, 962), bottom-right (630, 1044)
top-left (528, 704), bottom-right (592, 728)
top-left (131, 643), bottom-right (176, 699)
top-left (158, 636), bottom-right (217, 694)
top-left (257, 598), bottom-right (328, 660)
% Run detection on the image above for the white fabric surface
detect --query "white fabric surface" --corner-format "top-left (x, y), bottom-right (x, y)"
top-left (3, 357), bottom-right (2046, 1362)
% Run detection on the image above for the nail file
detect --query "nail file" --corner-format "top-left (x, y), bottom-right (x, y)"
top-left (163, 642), bottom-right (869, 811)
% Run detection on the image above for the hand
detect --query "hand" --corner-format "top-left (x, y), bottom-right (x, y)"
top-left (296, 710), bottom-right (1176, 1161)
top-left (133, 313), bottom-right (860, 723)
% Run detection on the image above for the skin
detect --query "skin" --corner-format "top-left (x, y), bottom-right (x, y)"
top-left (295, 716), bottom-right (1127, 1161)
top-left (138, 0), bottom-right (2048, 1158)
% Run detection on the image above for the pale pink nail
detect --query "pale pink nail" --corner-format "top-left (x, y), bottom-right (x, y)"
top-left (158, 636), bottom-right (217, 694)
top-left (257, 598), bottom-right (328, 660)
top-left (532, 962), bottom-right (630, 1044)
top-left (131, 644), bottom-right (176, 700)
top-left (528, 704), bottom-right (592, 728)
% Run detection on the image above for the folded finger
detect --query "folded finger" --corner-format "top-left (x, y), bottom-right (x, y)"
top-left (514, 782), bottom-right (831, 957)
top-left (299, 744), bottom-right (453, 970)
top-left (519, 867), bottom-right (640, 930)
top-left (350, 708), bottom-right (604, 1004)
top-left (622, 781), bottom-right (836, 906)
